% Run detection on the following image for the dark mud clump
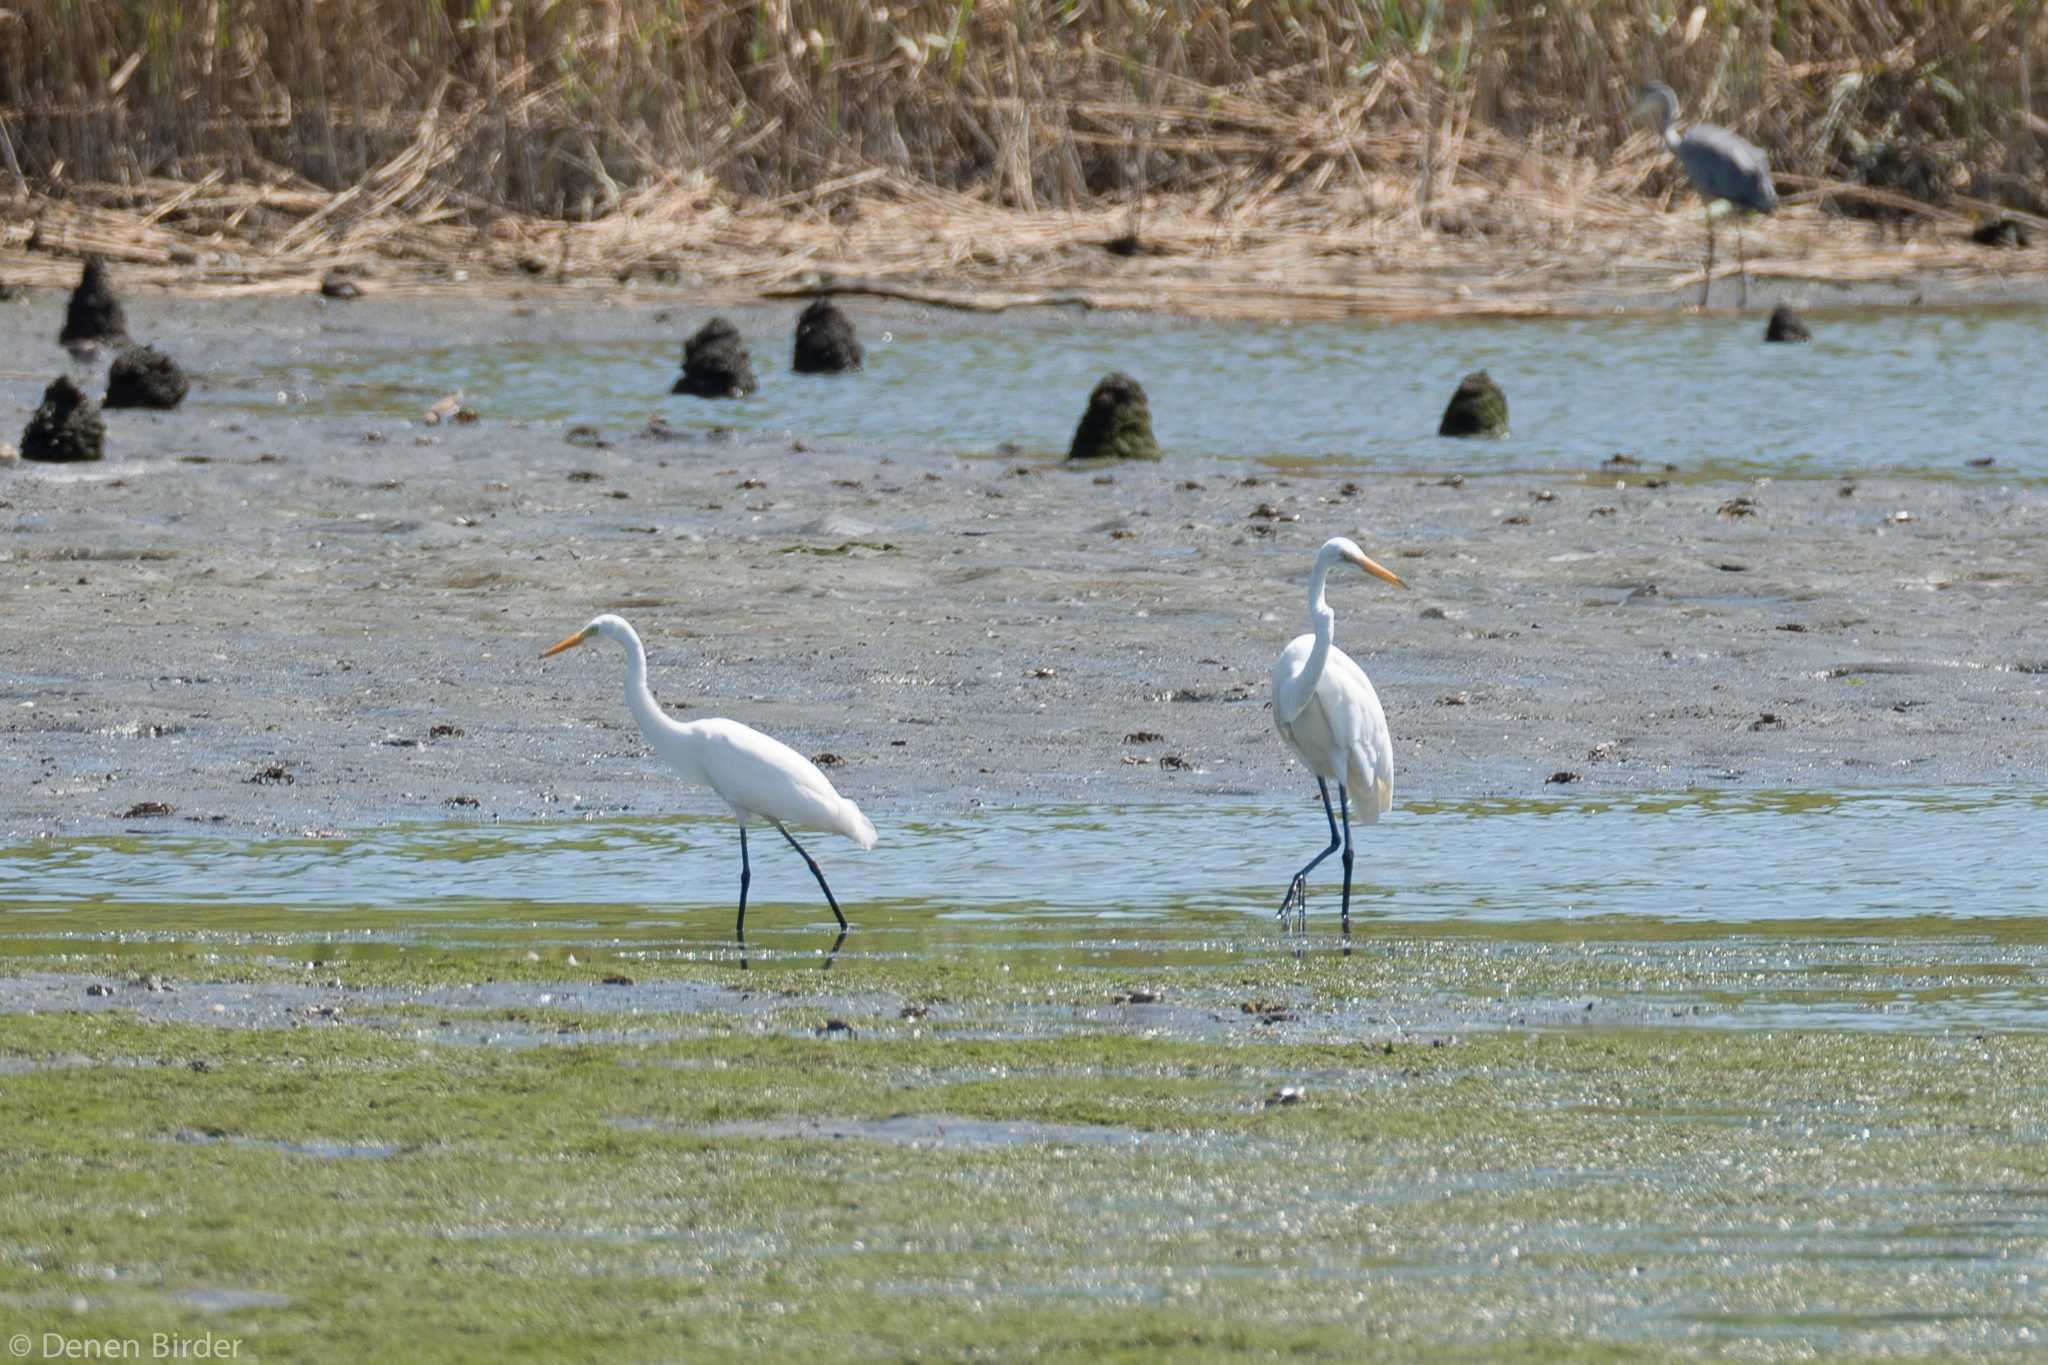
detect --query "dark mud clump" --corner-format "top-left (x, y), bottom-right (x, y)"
top-left (792, 299), bottom-right (862, 373)
top-left (104, 345), bottom-right (191, 409)
top-left (21, 376), bottom-right (107, 462)
top-left (1067, 372), bottom-right (1160, 461)
top-left (1438, 370), bottom-right (1508, 438)
top-left (59, 255), bottom-right (128, 355)
top-left (1764, 304), bottom-right (1811, 343)
top-left (674, 318), bottom-right (758, 398)
top-left (1970, 218), bottom-right (2031, 249)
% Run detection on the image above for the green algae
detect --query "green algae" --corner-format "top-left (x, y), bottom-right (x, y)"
top-left (4, 907), bottom-right (2048, 1360)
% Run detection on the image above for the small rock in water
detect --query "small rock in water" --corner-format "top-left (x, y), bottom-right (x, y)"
top-left (1763, 304), bottom-right (1811, 343)
top-left (1067, 372), bottom-right (1161, 461)
top-left (21, 377), bottom-right (107, 462)
top-left (791, 298), bottom-right (862, 373)
top-left (104, 345), bottom-right (191, 409)
top-left (60, 255), bottom-right (128, 355)
top-left (674, 317), bottom-right (758, 398)
top-left (1438, 370), bottom-right (1508, 438)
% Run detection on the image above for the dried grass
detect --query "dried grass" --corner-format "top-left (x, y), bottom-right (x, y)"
top-left (1, 2), bottom-right (2043, 316)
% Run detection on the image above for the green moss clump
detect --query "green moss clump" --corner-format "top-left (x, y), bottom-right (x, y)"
top-left (1067, 371), bottom-right (1160, 461)
top-left (1438, 369), bottom-right (1509, 438)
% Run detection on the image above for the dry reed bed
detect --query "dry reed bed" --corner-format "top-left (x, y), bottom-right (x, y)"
top-left (3, 2), bottom-right (2045, 316)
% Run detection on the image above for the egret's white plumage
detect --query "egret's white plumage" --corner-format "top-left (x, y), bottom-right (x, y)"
top-left (542, 614), bottom-right (872, 938)
top-left (1270, 537), bottom-right (1406, 925)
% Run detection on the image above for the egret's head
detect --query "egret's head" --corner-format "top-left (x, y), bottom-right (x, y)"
top-left (1634, 82), bottom-right (1679, 123)
top-left (540, 613), bottom-right (630, 658)
top-left (1320, 536), bottom-right (1407, 590)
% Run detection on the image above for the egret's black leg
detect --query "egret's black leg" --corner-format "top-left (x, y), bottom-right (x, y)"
top-left (822, 928), bottom-right (848, 972)
top-left (1280, 778), bottom-right (1343, 924)
top-left (736, 824), bottom-right (751, 944)
top-left (775, 822), bottom-right (850, 931)
top-left (1337, 783), bottom-right (1355, 931)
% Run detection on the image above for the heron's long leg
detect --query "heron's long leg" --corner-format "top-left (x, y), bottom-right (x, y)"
top-left (1736, 217), bottom-right (1749, 308)
top-left (1701, 202), bottom-right (1716, 308)
top-left (736, 824), bottom-right (751, 943)
top-left (1280, 778), bottom-right (1343, 923)
top-left (1337, 783), bottom-right (1355, 930)
top-left (774, 822), bottom-right (850, 931)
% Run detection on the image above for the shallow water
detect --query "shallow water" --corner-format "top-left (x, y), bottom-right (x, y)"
top-left (5, 790), bottom-right (2039, 923)
top-left (5, 792), bottom-right (2046, 1036)
top-left (265, 301), bottom-right (2048, 478)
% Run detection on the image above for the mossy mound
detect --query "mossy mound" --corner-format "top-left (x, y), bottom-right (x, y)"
top-left (1438, 370), bottom-right (1508, 438)
top-left (792, 299), bottom-right (862, 373)
top-left (59, 255), bottom-right (128, 353)
top-left (1763, 304), bottom-right (1811, 343)
top-left (1066, 372), bottom-right (1160, 461)
top-left (675, 317), bottom-right (758, 398)
top-left (105, 345), bottom-right (191, 409)
top-left (21, 376), bottom-right (107, 462)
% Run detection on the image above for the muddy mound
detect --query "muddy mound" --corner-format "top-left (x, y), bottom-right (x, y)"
top-left (792, 299), bottom-right (862, 373)
top-left (59, 255), bottom-right (128, 354)
top-left (21, 376), bottom-right (107, 462)
top-left (1438, 370), bottom-right (1508, 438)
top-left (674, 317), bottom-right (758, 398)
top-left (1067, 372), bottom-right (1160, 461)
top-left (104, 345), bottom-right (190, 409)
top-left (1764, 305), bottom-right (1811, 343)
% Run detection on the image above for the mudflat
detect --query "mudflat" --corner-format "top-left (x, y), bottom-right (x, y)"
top-left (3, 290), bottom-right (2043, 836)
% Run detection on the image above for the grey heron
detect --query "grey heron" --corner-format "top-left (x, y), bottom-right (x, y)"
top-left (1636, 82), bottom-right (1777, 307)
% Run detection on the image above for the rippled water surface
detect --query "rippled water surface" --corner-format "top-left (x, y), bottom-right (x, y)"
top-left (265, 302), bottom-right (2048, 477)
top-left (7, 790), bottom-right (2038, 921)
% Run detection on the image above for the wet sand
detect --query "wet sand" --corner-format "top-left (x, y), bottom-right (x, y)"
top-left (2, 292), bottom-right (2044, 836)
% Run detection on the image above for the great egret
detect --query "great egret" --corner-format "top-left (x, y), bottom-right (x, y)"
top-left (541, 615), bottom-right (876, 944)
top-left (1635, 81), bottom-right (1777, 308)
top-left (1270, 537), bottom-right (1407, 929)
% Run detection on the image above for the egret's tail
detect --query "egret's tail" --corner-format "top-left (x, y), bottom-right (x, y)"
top-left (837, 799), bottom-right (878, 850)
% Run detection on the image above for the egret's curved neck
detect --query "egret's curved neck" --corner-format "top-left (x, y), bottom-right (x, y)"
top-left (615, 629), bottom-right (672, 744)
top-left (1300, 557), bottom-right (1339, 692)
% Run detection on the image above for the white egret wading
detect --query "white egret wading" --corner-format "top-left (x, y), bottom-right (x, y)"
top-left (1635, 81), bottom-right (1777, 308)
top-left (1270, 538), bottom-right (1407, 928)
top-left (541, 615), bottom-right (876, 943)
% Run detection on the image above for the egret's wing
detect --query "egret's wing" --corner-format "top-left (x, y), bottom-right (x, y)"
top-left (1318, 647), bottom-right (1394, 821)
top-left (696, 719), bottom-right (876, 847)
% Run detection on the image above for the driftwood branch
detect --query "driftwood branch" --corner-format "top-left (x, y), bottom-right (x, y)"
top-left (760, 274), bottom-right (1099, 313)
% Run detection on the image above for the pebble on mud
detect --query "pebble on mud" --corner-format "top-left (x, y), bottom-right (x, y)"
top-left (104, 345), bottom-right (191, 409)
top-left (1764, 304), bottom-right (1811, 343)
top-left (60, 255), bottom-right (128, 354)
top-left (1438, 370), bottom-right (1508, 438)
top-left (1067, 372), bottom-right (1161, 461)
top-left (674, 317), bottom-right (758, 398)
top-left (21, 376), bottom-right (107, 462)
top-left (791, 298), bottom-right (862, 373)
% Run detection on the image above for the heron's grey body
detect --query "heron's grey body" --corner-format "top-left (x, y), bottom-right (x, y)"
top-left (1638, 82), bottom-right (1776, 305)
